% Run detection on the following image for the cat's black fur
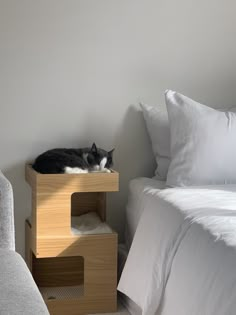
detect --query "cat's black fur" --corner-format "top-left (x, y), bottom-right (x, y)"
top-left (32, 143), bottom-right (114, 174)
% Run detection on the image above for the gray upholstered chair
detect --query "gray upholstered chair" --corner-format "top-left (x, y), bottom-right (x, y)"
top-left (0, 171), bottom-right (49, 315)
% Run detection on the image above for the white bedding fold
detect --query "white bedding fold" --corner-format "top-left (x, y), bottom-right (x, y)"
top-left (159, 223), bottom-right (236, 315)
top-left (118, 185), bottom-right (236, 315)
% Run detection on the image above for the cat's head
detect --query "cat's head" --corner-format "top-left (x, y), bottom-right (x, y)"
top-left (87, 143), bottom-right (114, 170)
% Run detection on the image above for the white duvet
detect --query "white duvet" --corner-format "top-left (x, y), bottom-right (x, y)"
top-left (118, 185), bottom-right (236, 315)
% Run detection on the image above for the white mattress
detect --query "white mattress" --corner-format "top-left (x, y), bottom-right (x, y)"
top-left (119, 184), bottom-right (236, 315)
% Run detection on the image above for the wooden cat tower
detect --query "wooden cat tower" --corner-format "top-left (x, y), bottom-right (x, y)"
top-left (25, 164), bottom-right (119, 315)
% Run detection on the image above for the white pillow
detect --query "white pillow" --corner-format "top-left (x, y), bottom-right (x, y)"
top-left (166, 90), bottom-right (236, 187)
top-left (140, 103), bottom-right (170, 180)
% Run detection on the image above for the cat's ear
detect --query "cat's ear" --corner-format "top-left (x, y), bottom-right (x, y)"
top-left (91, 143), bottom-right (98, 154)
top-left (108, 148), bottom-right (115, 156)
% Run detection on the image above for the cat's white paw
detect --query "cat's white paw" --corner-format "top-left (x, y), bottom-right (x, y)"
top-left (89, 168), bottom-right (111, 173)
top-left (93, 165), bottom-right (100, 171)
top-left (64, 167), bottom-right (88, 174)
top-left (104, 168), bottom-right (111, 173)
top-left (100, 168), bottom-right (111, 173)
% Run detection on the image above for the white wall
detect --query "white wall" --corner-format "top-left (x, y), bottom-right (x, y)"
top-left (0, 0), bottom-right (235, 255)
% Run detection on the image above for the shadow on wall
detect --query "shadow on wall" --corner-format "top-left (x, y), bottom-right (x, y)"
top-left (107, 105), bottom-right (156, 240)
top-left (115, 104), bottom-right (155, 186)
top-left (2, 104), bottom-right (156, 253)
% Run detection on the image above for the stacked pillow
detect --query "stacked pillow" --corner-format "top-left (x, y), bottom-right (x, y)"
top-left (140, 103), bottom-right (170, 180)
top-left (141, 90), bottom-right (236, 187)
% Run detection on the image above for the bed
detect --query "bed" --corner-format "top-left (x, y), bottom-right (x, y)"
top-left (118, 180), bottom-right (236, 315)
top-left (118, 177), bottom-right (165, 315)
top-left (118, 90), bottom-right (236, 315)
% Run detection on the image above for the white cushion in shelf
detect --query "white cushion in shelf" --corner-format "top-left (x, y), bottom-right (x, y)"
top-left (71, 212), bottom-right (112, 235)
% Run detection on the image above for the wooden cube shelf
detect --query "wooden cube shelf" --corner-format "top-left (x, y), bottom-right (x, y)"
top-left (25, 165), bottom-right (119, 257)
top-left (25, 164), bottom-right (119, 314)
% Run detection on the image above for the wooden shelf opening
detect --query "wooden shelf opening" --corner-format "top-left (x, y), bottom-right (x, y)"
top-left (32, 254), bottom-right (84, 302)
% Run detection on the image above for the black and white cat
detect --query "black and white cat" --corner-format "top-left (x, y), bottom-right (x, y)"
top-left (32, 143), bottom-right (114, 174)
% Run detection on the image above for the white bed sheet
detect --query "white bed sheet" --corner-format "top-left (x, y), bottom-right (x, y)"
top-left (118, 245), bottom-right (142, 315)
top-left (118, 185), bottom-right (236, 315)
top-left (125, 177), bottom-right (165, 250)
top-left (119, 177), bottom-right (165, 315)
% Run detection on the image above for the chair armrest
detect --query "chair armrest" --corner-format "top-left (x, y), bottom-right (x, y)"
top-left (0, 171), bottom-right (15, 251)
